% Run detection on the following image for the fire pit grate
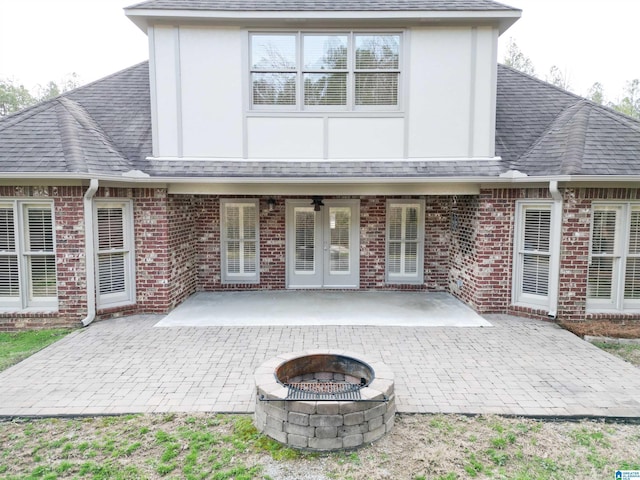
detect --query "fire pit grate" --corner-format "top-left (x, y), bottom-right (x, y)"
top-left (286, 381), bottom-right (362, 401)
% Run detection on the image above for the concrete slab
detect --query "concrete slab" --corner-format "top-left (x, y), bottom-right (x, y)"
top-left (155, 291), bottom-right (492, 327)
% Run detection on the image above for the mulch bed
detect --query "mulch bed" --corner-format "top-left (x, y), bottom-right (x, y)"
top-left (560, 320), bottom-right (640, 339)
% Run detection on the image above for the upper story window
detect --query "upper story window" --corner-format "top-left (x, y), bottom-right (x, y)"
top-left (250, 32), bottom-right (401, 111)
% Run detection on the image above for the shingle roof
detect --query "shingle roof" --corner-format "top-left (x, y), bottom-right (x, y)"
top-left (126, 0), bottom-right (519, 12)
top-left (1, 61), bottom-right (639, 180)
top-left (496, 64), bottom-right (640, 176)
top-left (0, 62), bottom-right (150, 176)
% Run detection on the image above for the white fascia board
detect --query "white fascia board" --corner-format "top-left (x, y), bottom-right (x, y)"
top-left (147, 156), bottom-right (503, 162)
top-left (125, 8), bottom-right (521, 33)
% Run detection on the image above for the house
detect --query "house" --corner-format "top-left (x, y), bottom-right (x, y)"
top-left (1, 0), bottom-right (639, 331)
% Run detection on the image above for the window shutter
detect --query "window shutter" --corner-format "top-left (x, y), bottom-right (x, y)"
top-left (0, 208), bottom-right (19, 298)
top-left (588, 209), bottom-right (617, 300)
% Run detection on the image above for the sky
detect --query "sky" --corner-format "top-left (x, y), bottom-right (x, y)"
top-left (0, 0), bottom-right (638, 101)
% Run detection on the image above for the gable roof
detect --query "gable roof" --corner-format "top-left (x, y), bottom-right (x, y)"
top-left (1, 61), bottom-right (639, 181)
top-left (126, 0), bottom-right (519, 12)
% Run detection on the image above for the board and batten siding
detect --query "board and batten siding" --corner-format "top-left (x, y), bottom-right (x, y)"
top-left (149, 24), bottom-right (497, 160)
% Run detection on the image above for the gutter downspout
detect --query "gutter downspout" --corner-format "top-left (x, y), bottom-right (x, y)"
top-left (81, 179), bottom-right (99, 327)
top-left (548, 180), bottom-right (563, 320)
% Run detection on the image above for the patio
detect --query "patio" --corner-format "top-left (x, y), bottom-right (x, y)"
top-left (1, 292), bottom-right (639, 418)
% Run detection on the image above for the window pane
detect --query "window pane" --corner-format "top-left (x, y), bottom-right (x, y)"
top-left (0, 256), bottom-right (19, 297)
top-left (388, 207), bottom-right (402, 241)
top-left (252, 73), bottom-right (296, 106)
top-left (628, 210), bottom-right (640, 255)
top-left (591, 209), bottom-right (617, 254)
top-left (303, 35), bottom-right (347, 70)
top-left (243, 241), bottom-right (257, 273)
top-left (26, 208), bottom-right (54, 252)
top-left (355, 73), bottom-right (398, 105)
top-left (295, 208), bottom-right (315, 272)
top-left (98, 252), bottom-right (126, 295)
top-left (97, 208), bottom-right (124, 250)
top-left (304, 73), bottom-right (347, 106)
top-left (405, 207), bottom-right (419, 241)
top-left (242, 205), bottom-right (257, 240)
top-left (404, 241), bottom-right (418, 274)
top-left (227, 241), bottom-right (240, 274)
top-left (29, 255), bottom-right (56, 298)
top-left (523, 209), bottom-right (551, 252)
top-left (625, 257), bottom-right (640, 299)
top-left (355, 35), bottom-right (400, 69)
top-left (388, 242), bottom-right (401, 274)
top-left (522, 253), bottom-right (549, 295)
top-left (0, 208), bottom-right (15, 251)
top-left (588, 257), bottom-right (614, 299)
top-left (330, 208), bottom-right (350, 273)
top-left (251, 34), bottom-right (296, 70)
top-left (226, 206), bottom-right (240, 240)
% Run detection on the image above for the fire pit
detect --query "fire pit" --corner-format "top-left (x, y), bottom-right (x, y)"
top-left (254, 350), bottom-right (395, 451)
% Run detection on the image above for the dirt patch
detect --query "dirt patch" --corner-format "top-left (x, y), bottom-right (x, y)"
top-left (560, 320), bottom-right (640, 339)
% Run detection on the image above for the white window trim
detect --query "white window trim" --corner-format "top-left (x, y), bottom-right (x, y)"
top-left (385, 199), bottom-right (425, 285)
top-left (587, 202), bottom-right (640, 313)
top-left (249, 30), bottom-right (403, 112)
top-left (512, 201), bottom-right (555, 310)
top-left (0, 199), bottom-right (57, 312)
top-left (220, 198), bottom-right (260, 284)
top-left (94, 200), bottom-right (136, 309)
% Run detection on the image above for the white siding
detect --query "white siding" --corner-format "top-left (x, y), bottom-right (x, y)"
top-left (328, 118), bottom-right (404, 158)
top-left (149, 24), bottom-right (498, 160)
top-left (247, 117), bottom-right (324, 158)
top-left (180, 27), bottom-right (243, 157)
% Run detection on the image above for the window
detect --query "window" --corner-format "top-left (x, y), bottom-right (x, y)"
top-left (250, 32), bottom-right (401, 110)
top-left (0, 201), bottom-right (57, 310)
top-left (386, 200), bottom-right (424, 284)
top-left (221, 199), bottom-right (259, 283)
top-left (95, 201), bottom-right (135, 308)
top-left (513, 203), bottom-right (553, 308)
top-left (588, 203), bottom-right (640, 312)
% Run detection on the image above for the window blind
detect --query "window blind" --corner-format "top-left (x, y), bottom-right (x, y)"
top-left (388, 204), bottom-right (420, 277)
top-left (0, 208), bottom-right (18, 298)
top-left (588, 209), bottom-right (618, 300)
top-left (224, 203), bottom-right (257, 276)
top-left (294, 208), bottom-right (315, 272)
top-left (96, 205), bottom-right (128, 297)
top-left (25, 207), bottom-right (56, 299)
top-left (329, 207), bottom-right (350, 273)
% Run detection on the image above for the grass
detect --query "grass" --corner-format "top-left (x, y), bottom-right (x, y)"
top-left (1, 414), bottom-right (639, 479)
top-left (592, 342), bottom-right (640, 367)
top-left (0, 329), bottom-right (72, 372)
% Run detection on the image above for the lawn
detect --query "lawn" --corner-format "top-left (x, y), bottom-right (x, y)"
top-left (1, 413), bottom-right (639, 479)
top-left (592, 342), bottom-right (640, 367)
top-left (0, 329), bottom-right (72, 372)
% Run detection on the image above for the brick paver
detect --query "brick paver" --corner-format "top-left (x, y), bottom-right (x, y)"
top-left (1, 314), bottom-right (639, 417)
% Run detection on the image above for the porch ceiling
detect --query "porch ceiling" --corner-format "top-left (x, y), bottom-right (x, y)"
top-left (154, 291), bottom-right (491, 327)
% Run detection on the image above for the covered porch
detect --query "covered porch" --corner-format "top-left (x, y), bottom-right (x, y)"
top-left (154, 291), bottom-right (491, 327)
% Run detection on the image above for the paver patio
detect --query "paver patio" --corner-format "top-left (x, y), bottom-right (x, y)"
top-left (1, 309), bottom-right (639, 418)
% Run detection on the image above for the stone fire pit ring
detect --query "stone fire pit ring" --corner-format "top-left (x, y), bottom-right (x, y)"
top-left (254, 350), bottom-right (395, 451)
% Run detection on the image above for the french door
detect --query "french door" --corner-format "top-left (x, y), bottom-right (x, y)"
top-left (286, 199), bottom-right (360, 288)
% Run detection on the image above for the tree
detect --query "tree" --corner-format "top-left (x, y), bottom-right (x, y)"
top-left (546, 65), bottom-right (571, 91)
top-left (0, 79), bottom-right (35, 116)
top-left (503, 38), bottom-right (536, 76)
top-left (586, 82), bottom-right (605, 105)
top-left (610, 79), bottom-right (640, 119)
top-left (0, 74), bottom-right (80, 117)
